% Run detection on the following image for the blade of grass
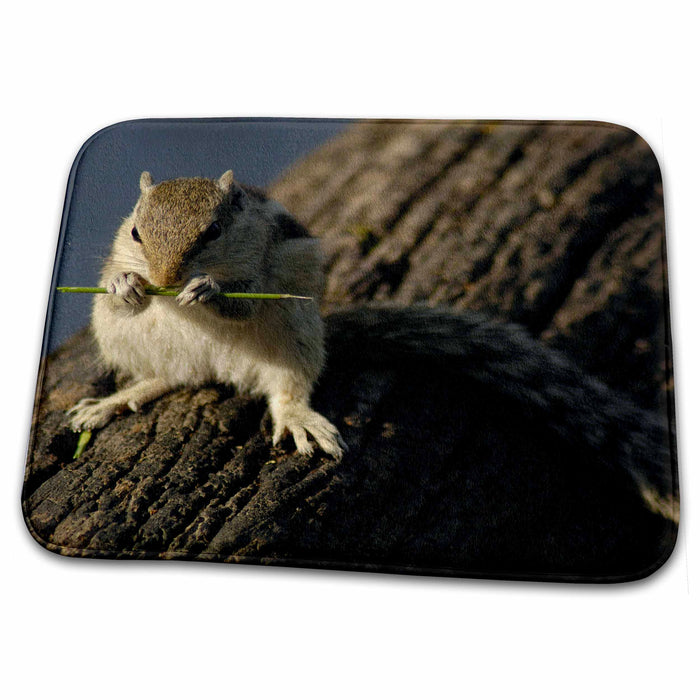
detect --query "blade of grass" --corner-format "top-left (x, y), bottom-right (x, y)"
top-left (57, 286), bottom-right (312, 300)
top-left (73, 430), bottom-right (92, 459)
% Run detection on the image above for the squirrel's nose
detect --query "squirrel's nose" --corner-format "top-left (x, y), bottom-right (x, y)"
top-left (149, 264), bottom-right (182, 288)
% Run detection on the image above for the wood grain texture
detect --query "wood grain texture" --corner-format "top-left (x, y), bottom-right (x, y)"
top-left (23, 121), bottom-right (677, 581)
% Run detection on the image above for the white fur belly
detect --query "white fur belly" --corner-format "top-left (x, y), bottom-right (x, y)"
top-left (92, 297), bottom-right (260, 390)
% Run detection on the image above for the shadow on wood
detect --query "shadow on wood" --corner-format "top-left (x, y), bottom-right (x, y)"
top-left (23, 121), bottom-right (678, 581)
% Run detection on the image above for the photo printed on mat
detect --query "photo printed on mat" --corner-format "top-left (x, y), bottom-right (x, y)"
top-left (23, 119), bottom-right (679, 582)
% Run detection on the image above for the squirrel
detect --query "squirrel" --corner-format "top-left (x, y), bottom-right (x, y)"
top-left (67, 170), bottom-right (346, 459)
top-left (65, 170), bottom-right (675, 518)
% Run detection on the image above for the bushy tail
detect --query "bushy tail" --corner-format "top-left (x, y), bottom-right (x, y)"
top-left (324, 307), bottom-right (678, 521)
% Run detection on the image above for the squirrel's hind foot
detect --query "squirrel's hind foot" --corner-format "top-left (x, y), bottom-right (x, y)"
top-left (272, 403), bottom-right (346, 460)
top-left (66, 377), bottom-right (173, 432)
top-left (67, 396), bottom-right (124, 431)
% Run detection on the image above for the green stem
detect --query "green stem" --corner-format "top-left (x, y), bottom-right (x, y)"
top-left (57, 286), bottom-right (312, 300)
top-left (73, 430), bottom-right (92, 459)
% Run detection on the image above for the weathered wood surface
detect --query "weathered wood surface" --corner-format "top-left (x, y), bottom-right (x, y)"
top-left (23, 122), bottom-right (678, 580)
top-left (275, 121), bottom-right (669, 409)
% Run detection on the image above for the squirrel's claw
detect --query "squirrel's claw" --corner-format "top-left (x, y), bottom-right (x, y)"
top-left (272, 403), bottom-right (346, 460)
top-left (67, 397), bottom-right (120, 431)
top-left (177, 274), bottom-right (220, 306)
top-left (107, 272), bottom-right (147, 306)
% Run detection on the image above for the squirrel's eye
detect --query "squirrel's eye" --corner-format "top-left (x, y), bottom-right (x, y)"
top-left (203, 221), bottom-right (222, 242)
top-left (131, 227), bottom-right (142, 243)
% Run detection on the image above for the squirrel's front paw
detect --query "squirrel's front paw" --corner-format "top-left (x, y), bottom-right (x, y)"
top-left (177, 274), bottom-right (220, 306)
top-left (107, 272), bottom-right (147, 306)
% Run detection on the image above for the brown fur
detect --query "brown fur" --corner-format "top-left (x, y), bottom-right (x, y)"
top-left (67, 171), bottom-right (346, 458)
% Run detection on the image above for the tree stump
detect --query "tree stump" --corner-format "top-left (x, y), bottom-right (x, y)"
top-left (23, 121), bottom-right (677, 581)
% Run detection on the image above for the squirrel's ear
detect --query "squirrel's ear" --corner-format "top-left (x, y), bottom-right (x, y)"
top-left (217, 170), bottom-right (235, 194)
top-left (140, 171), bottom-right (154, 193)
top-left (218, 170), bottom-right (246, 208)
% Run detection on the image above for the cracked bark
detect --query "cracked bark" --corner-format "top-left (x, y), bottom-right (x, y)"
top-left (23, 121), bottom-right (677, 580)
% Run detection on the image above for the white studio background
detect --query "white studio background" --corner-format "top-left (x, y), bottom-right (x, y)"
top-left (1, 2), bottom-right (697, 698)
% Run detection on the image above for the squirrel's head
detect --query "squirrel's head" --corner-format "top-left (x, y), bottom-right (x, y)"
top-left (130, 170), bottom-right (248, 287)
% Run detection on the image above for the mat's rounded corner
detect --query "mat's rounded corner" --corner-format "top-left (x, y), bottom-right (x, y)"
top-left (611, 516), bottom-right (680, 585)
top-left (68, 118), bottom-right (153, 181)
top-left (586, 119), bottom-right (664, 183)
top-left (21, 503), bottom-right (60, 558)
top-left (21, 488), bottom-right (81, 560)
